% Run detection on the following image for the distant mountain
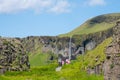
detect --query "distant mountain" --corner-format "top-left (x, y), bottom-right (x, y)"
top-left (60, 13), bottom-right (120, 37)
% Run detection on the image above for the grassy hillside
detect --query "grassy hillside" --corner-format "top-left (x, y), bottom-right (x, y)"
top-left (60, 13), bottom-right (120, 37)
top-left (0, 37), bottom-right (112, 80)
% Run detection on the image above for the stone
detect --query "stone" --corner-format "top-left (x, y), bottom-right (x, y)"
top-left (104, 21), bottom-right (120, 80)
top-left (85, 41), bottom-right (96, 50)
top-left (0, 38), bottom-right (30, 74)
top-left (56, 67), bottom-right (62, 72)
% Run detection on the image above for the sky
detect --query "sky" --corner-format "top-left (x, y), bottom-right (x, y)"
top-left (0, 0), bottom-right (120, 38)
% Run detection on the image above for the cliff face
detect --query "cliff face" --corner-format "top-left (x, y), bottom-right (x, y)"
top-left (73, 28), bottom-right (113, 49)
top-left (0, 38), bottom-right (30, 74)
top-left (21, 36), bottom-right (77, 59)
top-left (20, 28), bottom-right (113, 60)
top-left (104, 21), bottom-right (120, 80)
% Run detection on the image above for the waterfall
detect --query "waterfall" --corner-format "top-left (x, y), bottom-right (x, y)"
top-left (69, 36), bottom-right (72, 60)
top-left (55, 37), bottom-right (58, 54)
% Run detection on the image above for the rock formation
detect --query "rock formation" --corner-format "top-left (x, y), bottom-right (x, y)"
top-left (104, 21), bottom-right (120, 80)
top-left (20, 28), bottom-right (113, 60)
top-left (0, 38), bottom-right (30, 74)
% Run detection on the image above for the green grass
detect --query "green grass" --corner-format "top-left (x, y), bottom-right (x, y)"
top-left (1, 63), bottom-right (59, 80)
top-left (29, 53), bottom-right (50, 66)
top-left (82, 37), bottom-right (112, 68)
top-left (60, 21), bottom-right (115, 37)
top-left (29, 52), bottom-right (57, 67)
top-left (0, 37), bottom-right (112, 80)
top-left (60, 13), bottom-right (120, 37)
top-left (0, 63), bottom-right (103, 80)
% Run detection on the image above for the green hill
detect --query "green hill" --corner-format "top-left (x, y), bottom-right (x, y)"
top-left (60, 13), bottom-right (120, 37)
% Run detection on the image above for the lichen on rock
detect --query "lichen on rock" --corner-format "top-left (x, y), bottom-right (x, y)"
top-left (0, 38), bottom-right (30, 74)
top-left (104, 21), bottom-right (120, 80)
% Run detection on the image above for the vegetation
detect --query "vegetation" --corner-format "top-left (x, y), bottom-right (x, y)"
top-left (0, 63), bottom-right (103, 80)
top-left (81, 37), bottom-right (112, 68)
top-left (0, 37), bottom-right (112, 80)
top-left (29, 53), bottom-right (50, 66)
top-left (29, 52), bottom-right (58, 66)
top-left (60, 13), bottom-right (120, 37)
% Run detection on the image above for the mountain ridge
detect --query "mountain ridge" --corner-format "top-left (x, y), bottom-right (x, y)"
top-left (60, 13), bottom-right (120, 37)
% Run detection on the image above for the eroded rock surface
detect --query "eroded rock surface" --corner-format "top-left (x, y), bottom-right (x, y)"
top-left (104, 21), bottom-right (120, 80)
top-left (0, 38), bottom-right (30, 74)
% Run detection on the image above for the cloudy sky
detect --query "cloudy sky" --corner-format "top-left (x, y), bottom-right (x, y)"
top-left (0, 0), bottom-right (120, 37)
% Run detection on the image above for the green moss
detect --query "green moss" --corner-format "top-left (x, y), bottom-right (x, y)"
top-left (110, 63), bottom-right (114, 69)
top-left (3, 40), bottom-right (10, 45)
top-left (82, 37), bottom-right (112, 68)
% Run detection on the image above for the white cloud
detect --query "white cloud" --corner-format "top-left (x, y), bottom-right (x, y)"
top-left (48, 0), bottom-right (70, 13)
top-left (85, 0), bottom-right (106, 6)
top-left (0, 0), bottom-right (70, 14)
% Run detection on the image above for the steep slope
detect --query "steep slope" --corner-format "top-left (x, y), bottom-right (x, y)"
top-left (104, 21), bottom-right (120, 80)
top-left (60, 13), bottom-right (120, 37)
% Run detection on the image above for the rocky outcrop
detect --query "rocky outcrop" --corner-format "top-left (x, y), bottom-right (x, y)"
top-left (104, 21), bottom-right (120, 80)
top-left (73, 28), bottom-right (113, 51)
top-left (0, 38), bottom-right (30, 74)
top-left (20, 28), bottom-right (113, 61)
top-left (21, 36), bottom-right (78, 59)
